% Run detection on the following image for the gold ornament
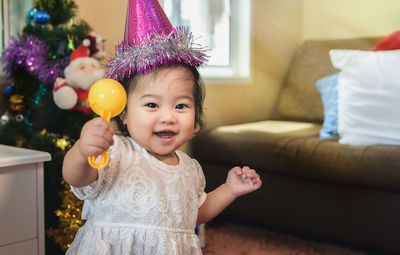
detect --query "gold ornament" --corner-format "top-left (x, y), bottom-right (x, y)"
top-left (56, 138), bottom-right (69, 150)
top-left (10, 94), bottom-right (24, 111)
top-left (40, 129), bottom-right (47, 136)
top-left (15, 137), bottom-right (24, 147)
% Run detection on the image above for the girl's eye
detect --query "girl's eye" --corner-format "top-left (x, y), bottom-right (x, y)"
top-left (145, 103), bottom-right (158, 108)
top-left (176, 104), bottom-right (187, 109)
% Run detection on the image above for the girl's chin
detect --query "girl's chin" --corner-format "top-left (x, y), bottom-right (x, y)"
top-left (148, 148), bottom-right (176, 159)
top-left (149, 150), bottom-right (179, 164)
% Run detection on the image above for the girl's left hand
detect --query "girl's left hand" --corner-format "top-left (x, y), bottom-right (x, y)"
top-left (225, 166), bottom-right (262, 198)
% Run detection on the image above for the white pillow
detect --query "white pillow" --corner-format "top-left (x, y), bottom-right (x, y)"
top-left (330, 49), bottom-right (400, 145)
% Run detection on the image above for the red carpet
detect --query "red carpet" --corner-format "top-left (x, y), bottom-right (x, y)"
top-left (201, 222), bottom-right (370, 255)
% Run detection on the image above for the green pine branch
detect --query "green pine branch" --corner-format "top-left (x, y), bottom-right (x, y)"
top-left (23, 21), bottom-right (90, 57)
top-left (34, 0), bottom-right (78, 27)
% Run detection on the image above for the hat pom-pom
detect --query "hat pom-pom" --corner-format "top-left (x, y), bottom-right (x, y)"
top-left (83, 38), bottom-right (91, 47)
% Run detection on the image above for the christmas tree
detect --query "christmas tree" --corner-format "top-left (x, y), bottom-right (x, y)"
top-left (0, 0), bottom-right (105, 253)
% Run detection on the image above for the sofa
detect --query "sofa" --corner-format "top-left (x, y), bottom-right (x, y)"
top-left (190, 37), bottom-right (400, 253)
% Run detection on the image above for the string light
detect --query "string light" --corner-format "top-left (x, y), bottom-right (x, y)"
top-left (47, 182), bottom-right (84, 251)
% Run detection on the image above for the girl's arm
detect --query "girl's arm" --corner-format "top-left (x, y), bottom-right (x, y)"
top-left (196, 183), bottom-right (236, 225)
top-left (62, 140), bottom-right (98, 187)
top-left (196, 166), bottom-right (262, 225)
top-left (62, 117), bottom-right (114, 187)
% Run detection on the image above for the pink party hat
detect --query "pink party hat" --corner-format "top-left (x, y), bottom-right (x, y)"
top-left (106, 0), bottom-right (207, 82)
top-left (124, 0), bottom-right (173, 44)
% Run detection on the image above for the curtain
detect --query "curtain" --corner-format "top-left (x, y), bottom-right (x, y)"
top-left (2, 0), bottom-right (32, 47)
top-left (8, 0), bottom-right (33, 38)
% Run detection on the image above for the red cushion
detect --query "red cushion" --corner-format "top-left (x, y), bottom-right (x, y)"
top-left (369, 31), bottom-right (400, 51)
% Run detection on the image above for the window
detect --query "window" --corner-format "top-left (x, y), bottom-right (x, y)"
top-left (0, 0), bottom-right (32, 79)
top-left (163, 0), bottom-right (251, 81)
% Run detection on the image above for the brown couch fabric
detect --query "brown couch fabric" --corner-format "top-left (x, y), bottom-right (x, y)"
top-left (192, 124), bottom-right (400, 192)
top-left (276, 37), bottom-right (381, 122)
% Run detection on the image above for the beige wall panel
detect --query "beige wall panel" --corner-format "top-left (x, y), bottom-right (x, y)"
top-left (303, 0), bottom-right (400, 40)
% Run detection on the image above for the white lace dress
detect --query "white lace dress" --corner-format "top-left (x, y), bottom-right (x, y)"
top-left (66, 135), bottom-right (207, 255)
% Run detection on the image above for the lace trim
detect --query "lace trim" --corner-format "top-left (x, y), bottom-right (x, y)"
top-left (127, 137), bottom-right (186, 172)
top-left (93, 222), bottom-right (195, 234)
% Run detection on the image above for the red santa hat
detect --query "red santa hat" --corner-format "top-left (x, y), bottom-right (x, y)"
top-left (69, 39), bottom-right (91, 64)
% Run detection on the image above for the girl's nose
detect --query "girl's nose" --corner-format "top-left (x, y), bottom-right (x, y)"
top-left (160, 110), bottom-right (177, 124)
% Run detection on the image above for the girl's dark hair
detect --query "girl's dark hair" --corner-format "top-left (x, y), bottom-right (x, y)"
top-left (113, 64), bottom-right (205, 136)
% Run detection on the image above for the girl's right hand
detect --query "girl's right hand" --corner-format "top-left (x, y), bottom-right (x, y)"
top-left (78, 117), bottom-right (115, 158)
top-left (225, 166), bottom-right (262, 198)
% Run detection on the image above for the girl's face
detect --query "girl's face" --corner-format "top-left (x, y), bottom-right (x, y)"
top-left (122, 66), bottom-right (196, 164)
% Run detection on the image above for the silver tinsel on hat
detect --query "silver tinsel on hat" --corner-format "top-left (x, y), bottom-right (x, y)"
top-left (106, 27), bottom-right (208, 82)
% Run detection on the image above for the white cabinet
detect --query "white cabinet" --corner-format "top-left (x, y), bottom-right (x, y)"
top-left (0, 145), bottom-right (51, 255)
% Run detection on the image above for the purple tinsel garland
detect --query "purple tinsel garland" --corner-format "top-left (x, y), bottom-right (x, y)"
top-left (1, 35), bottom-right (68, 85)
top-left (106, 27), bottom-right (208, 82)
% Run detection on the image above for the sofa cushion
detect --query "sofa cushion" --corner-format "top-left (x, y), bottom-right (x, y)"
top-left (191, 120), bottom-right (400, 192)
top-left (276, 38), bottom-right (381, 122)
top-left (316, 73), bottom-right (339, 139)
top-left (369, 30), bottom-right (400, 51)
top-left (330, 49), bottom-right (400, 145)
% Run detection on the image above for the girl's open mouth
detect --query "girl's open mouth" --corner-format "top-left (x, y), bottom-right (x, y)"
top-left (154, 131), bottom-right (177, 141)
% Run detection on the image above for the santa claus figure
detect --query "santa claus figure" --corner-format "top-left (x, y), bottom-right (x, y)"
top-left (53, 40), bottom-right (105, 115)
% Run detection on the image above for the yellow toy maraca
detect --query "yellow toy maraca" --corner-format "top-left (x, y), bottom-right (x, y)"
top-left (88, 78), bottom-right (127, 169)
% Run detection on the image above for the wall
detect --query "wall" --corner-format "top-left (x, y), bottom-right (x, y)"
top-left (74, 0), bottom-right (128, 59)
top-left (303, 0), bottom-right (400, 40)
top-left (74, 0), bottom-right (303, 130)
top-left (199, 0), bottom-right (303, 129)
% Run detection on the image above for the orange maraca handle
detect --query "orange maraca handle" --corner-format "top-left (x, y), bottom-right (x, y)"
top-left (88, 110), bottom-right (112, 169)
top-left (88, 152), bottom-right (109, 169)
top-left (87, 78), bottom-right (127, 169)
